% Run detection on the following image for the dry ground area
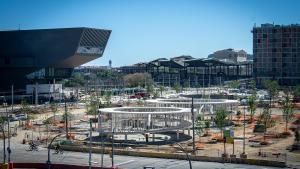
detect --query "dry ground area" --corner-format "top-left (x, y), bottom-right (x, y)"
top-left (22, 104), bottom-right (300, 167)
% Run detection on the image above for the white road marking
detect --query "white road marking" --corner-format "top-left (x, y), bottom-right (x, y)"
top-left (116, 160), bottom-right (135, 166)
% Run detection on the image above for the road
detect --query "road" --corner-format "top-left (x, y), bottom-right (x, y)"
top-left (0, 137), bottom-right (283, 169)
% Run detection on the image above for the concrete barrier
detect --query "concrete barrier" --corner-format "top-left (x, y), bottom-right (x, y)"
top-left (61, 145), bottom-right (286, 168)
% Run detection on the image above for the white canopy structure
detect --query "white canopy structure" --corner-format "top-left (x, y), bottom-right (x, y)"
top-left (98, 107), bottom-right (191, 134)
top-left (146, 98), bottom-right (239, 116)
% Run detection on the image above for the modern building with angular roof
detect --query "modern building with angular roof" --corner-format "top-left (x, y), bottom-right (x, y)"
top-left (0, 27), bottom-right (111, 91)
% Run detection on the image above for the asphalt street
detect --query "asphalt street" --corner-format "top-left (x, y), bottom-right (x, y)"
top-left (0, 139), bottom-right (283, 169)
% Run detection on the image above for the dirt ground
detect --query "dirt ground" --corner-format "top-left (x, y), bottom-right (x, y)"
top-left (25, 104), bottom-right (300, 168)
top-left (142, 106), bottom-right (300, 167)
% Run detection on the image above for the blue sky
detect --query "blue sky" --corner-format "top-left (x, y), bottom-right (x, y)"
top-left (0, 0), bottom-right (299, 66)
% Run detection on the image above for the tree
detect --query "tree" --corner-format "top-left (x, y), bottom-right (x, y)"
top-left (214, 109), bottom-right (229, 137)
top-left (0, 116), bottom-right (5, 129)
top-left (50, 103), bottom-right (58, 123)
top-left (64, 72), bottom-right (85, 88)
top-left (293, 85), bottom-right (300, 102)
top-left (236, 110), bottom-right (242, 126)
top-left (228, 80), bottom-right (240, 89)
top-left (86, 95), bottom-right (100, 128)
top-left (281, 91), bottom-right (294, 133)
top-left (262, 80), bottom-right (279, 108)
top-left (248, 95), bottom-right (257, 123)
top-left (195, 115), bottom-right (205, 138)
top-left (249, 80), bottom-right (257, 96)
top-left (104, 91), bottom-right (112, 106)
top-left (183, 81), bottom-right (189, 91)
top-left (159, 85), bottom-right (165, 97)
top-left (259, 106), bottom-right (272, 141)
top-left (20, 99), bottom-right (31, 114)
top-left (146, 84), bottom-right (154, 97)
top-left (194, 84), bottom-right (201, 94)
top-left (123, 73), bottom-right (153, 88)
top-left (62, 111), bottom-right (73, 124)
top-left (153, 90), bottom-right (159, 98)
top-left (172, 83), bottom-right (181, 94)
top-left (204, 120), bottom-right (211, 136)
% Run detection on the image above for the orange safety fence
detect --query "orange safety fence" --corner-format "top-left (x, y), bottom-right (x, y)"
top-left (196, 143), bottom-right (205, 149)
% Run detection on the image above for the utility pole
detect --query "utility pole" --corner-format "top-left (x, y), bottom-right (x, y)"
top-left (35, 82), bottom-right (38, 106)
top-left (89, 119), bottom-right (92, 169)
top-left (8, 85), bottom-right (13, 163)
top-left (111, 128), bottom-right (115, 168)
top-left (100, 111), bottom-right (104, 168)
top-left (243, 105), bottom-right (246, 155)
top-left (3, 102), bottom-right (7, 164)
top-left (191, 98), bottom-right (195, 153)
top-left (65, 99), bottom-right (68, 139)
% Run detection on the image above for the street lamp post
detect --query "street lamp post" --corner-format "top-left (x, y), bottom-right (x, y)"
top-left (89, 119), bottom-right (92, 169)
top-left (46, 133), bottom-right (63, 169)
top-left (174, 142), bottom-right (192, 169)
top-left (64, 99), bottom-right (68, 140)
top-left (191, 98), bottom-right (195, 153)
top-left (1, 117), bottom-right (6, 164)
top-left (99, 110), bottom-right (104, 168)
top-left (9, 84), bottom-right (13, 163)
top-left (0, 102), bottom-right (7, 164)
top-left (5, 102), bottom-right (11, 163)
top-left (111, 128), bottom-right (115, 168)
top-left (240, 101), bottom-right (247, 158)
top-left (243, 105), bottom-right (246, 154)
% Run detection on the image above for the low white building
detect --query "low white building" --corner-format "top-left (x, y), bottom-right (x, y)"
top-left (208, 48), bottom-right (247, 63)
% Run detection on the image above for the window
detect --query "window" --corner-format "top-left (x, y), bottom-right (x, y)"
top-left (263, 34), bottom-right (268, 38)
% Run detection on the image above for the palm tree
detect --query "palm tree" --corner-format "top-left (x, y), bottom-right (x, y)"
top-left (281, 92), bottom-right (294, 133)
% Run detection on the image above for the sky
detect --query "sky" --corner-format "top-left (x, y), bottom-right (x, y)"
top-left (0, 0), bottom-right (300, 67)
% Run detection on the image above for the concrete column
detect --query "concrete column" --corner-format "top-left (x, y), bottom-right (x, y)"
top-left (125, 134), bottom-right (128, 142)
top-left (176, 130), bottom-right (179, 140)
top-left (188, 128), bottom-right (190, 136)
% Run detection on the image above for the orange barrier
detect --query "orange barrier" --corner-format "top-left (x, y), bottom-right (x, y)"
top-left (196, 143), bottom-right (205, 149)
